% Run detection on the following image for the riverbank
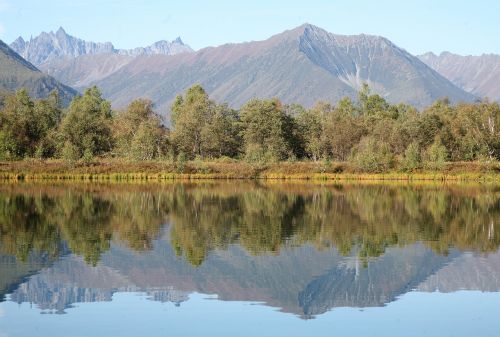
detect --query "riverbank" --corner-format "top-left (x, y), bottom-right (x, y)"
top-left (0, 159), bottom-right (498, 182)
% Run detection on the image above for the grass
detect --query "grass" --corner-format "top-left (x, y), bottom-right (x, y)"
top-left (0, 158), bottom-right (498, 182)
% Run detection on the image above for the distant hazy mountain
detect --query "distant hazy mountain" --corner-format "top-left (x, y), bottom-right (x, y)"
top-left (10, 27), bottom-right (193, 65)
top-left (39, 53), bottom-right (135, 89)
top-left (419, 51), bottom-right (500, 102)
top-left (0, 40), bottom-right (77, 104)
top-left (10, 27), bottom-right (193, 92)
top-left (90, 24), bottom-right (474, 117)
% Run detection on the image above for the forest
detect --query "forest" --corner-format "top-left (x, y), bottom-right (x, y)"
top-left (0, 84), bottom-right (498, 173)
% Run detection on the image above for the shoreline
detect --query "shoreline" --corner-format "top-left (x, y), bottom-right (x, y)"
top-left (0, 160), bottom-right (498, 182)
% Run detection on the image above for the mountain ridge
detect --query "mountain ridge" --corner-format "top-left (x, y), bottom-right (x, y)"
top-left (0, 39), bottom-right (77, 104)
top-left (92, 23), bottom-right (474, 116)
top-left (418, 51), bottom-right (500, 101)
top-left (10, 24), bottom-right (476, 117)
top-left (10, 27), bottom-right (193, 66)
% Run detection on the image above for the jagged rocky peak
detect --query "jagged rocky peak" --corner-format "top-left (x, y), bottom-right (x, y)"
top-left (10, 27), bottom-right (115, 65)
top-left (121, 38), bottom-right (193, 57)
top-left (10, 27), bottom-right (194, 65)
top-left (11, 36), bottom-right (26, 51)
top-left (281, 23), bottom-right (397, 56)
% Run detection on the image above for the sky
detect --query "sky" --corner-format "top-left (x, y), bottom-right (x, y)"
top-left (1, 0), bottom-right (499, 56)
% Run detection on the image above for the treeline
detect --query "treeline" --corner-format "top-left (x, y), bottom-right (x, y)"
top-left (0, 84), bottom-right (498, 172)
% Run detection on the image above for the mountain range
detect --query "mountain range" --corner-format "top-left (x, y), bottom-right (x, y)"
top-left (4, 24), bottom-right (500, 119)
top-left (11, 27), bottom-right (193, 65)
top-left (418, 51), bottom-right (500, 102)
top-left (89, 24), bottom-right (475, 115)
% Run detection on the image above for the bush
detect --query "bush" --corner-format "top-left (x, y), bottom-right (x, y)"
top-left (0, 130), bottom-right (19, 160)
top-left (244, 144), bottom-right (277, 164)
top-left (424, 138), bottom-right (448, 170)
top-left (61, 141), bottom-right (80, 162)
top-left (401, 142), bottom-right (422, 172)
top-left (349, 137), bottom-right (394, 172)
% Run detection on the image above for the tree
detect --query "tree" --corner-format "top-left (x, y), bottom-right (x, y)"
top-left (424, 137), bottom-right (448, 170)
top-left (296, 103), bottom-right (325, 161)
top-left (130, 120), bottom-right (168, 160)
top-left (0, 90), bottom-right (35, 159)
top-left (114, 99), bottom-right (169, 160)
top-left (59, 86), bottom-right (113, 160)
top-left (240, 98), bottom-right (293, 162)
top-left (171, 85), bottom-right (215, 158)
top-left (358, 83), bottom-right (390, 117)
top-left (200, 104), bottom-right (242, 158)
top-left (401, 141), bottom-right (422, 172)
top-left (448, 101), bottom-right (500, 161)
top-left (323, 103), bottom-right (365, 161)
top-left (33, 91), bottom-right (63, 158)
top-left (349, 136), bottom-right (394, 172)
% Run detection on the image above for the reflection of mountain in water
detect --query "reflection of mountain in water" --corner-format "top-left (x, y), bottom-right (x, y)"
top-left (417, 252), bottom-right (500, 292)
top-left (298, 245), bottom-right (458, 316)
top-left (0, 182), bottom-right (499, 318)
top-left (8, 254), bottom-right (189, 314)
top-left (0, 251), bottom-right (63, 302)
top-left (7, 237), bottom-right (500, 318)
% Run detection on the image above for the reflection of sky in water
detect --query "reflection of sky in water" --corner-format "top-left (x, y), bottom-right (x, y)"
top-left (0, 291), bottom-right (498, 337)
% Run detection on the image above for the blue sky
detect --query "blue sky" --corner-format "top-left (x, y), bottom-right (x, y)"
top-left (1, 0), bottom-right (499, 55)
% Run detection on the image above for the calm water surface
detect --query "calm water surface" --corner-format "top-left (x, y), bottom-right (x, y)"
top-left (0, 181), bottom-right (498, 337)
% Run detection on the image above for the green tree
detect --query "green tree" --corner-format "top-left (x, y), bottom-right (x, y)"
top-left (401, 141), bottom-right (422, 172)
top-left (59, 86), bottom-right (113, 160)
top-left (240, 98), bottom-right (293, 162)
top-left (350, 136), bottom-right (394, 172)
top-left (358, 83), bottom-right (390, 116)
top-left (296, 104), bottom-right (325, 161)
top-left (200, 104), bottom-right (242, 158)
top-left (114, 99), bottom-right (169, 160)
top-left (323, 102), bottom-right (365, 161)
top-left (0, 90), bottom-right (35, 159)
top-left (171, 85), bottom-right (215, 158)
top-left (424, 137), bottom-right (448, 170)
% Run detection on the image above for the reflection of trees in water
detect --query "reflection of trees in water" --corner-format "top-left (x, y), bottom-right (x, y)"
top-left (0, 185), bottom-right (168, 265)
top-left (0, 183), bottom-right (498, 267)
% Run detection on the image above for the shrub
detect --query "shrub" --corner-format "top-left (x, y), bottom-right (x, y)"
top-left (424, 138), bottom-right (448, 170)
top-left (401, 142), bottom-right (422, 172)
top-left (61, 141), bottom-right (80, 162)
top-left (349, 137), bottom-right (394, 172)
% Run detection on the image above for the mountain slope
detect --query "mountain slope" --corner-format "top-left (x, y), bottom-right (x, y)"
top-left (40, 53), bottom-right (134, 90)
top-left (419, 51), bottom-right (500, 101)
top-left (10, 27), bottom-right (193, 66)
top-left (91, 24), bottom-right (474, 117)
top-left (0, 40), bottom-right (77, 104)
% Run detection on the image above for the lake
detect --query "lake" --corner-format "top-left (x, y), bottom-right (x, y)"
top-left (0, 181), bottom-right (498, 337)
